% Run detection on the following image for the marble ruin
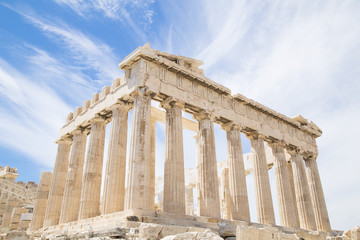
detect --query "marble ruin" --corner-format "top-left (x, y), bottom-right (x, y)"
top-left (2, 44), bottom-right (358, 239)
top-left (0, 166), bottom-right (37, 234)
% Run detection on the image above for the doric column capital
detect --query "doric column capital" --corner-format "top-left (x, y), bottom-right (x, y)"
top-left (302, 152), bottom-right (318, 161)
top-left (193, 110), bottom-right (215, 122)
top-left (246, 131), bottom-right (265, 141)
top-left (267, 139), bottom-right (286, 149)
top-left (130, 86), bottom-right (152, 97)
top-left (221, 122), bottom-right (243, 132)
top-left (160, 97), bottom-right (185, 110)
top-left (90, 115), bottom-right (107, 124)
top-left (285, 146), bottom-right (300, 156)
top-left (55, 137), bottom-right (72, 145)
top-left (111, 101), bottom-right (132, 112)
top-left (72, 127), bottom-right (88, 136)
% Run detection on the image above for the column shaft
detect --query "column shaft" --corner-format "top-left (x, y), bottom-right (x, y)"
top-left (150, 120), bottom-right (156, 210)
top-left (287, 160), bottom-right (300, 226)
top-left (226, 126), bottom-right (250, 221)
top-left (30, 172), bottom-right (52, 230)
top-left (220, 168), bottom-right (231, 220)
top-left (103, 104), bottom-right (129, 214)
top-left (305, 157), bottom-right (331, 232)
top-left (290, 152), bottom-right (317, 230)
top-left (78, 119), bottom-right (106, 219)
top-left (125, 88), bottom-right (152, 210)
top-left (195, 114), bottom-right (220, 218)
top-left (250, 135), bottom-right (275, 225)
top-left (270, 143), bottom-right (298, 227)
top-left (43, 140), bottom-right (71, 227)
top-left (0, 192), bottom-right (8, 222)
top-left (163, 102), bottom-right (185, 214)
top-left (185, 186), bottom-right (194, 215)
top-left (9, 207), bottom-right (28, 230)
top-left (1, 195), bottom-right (19, 227)
top-left (59, 131), bottom-right (87, 223)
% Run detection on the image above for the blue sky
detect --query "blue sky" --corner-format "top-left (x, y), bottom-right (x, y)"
top-left (0, 0), bottom-right (359, 231)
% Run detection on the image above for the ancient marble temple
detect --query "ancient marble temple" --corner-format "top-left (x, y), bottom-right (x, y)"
top-left (30, 44), bottom-right (333, 238)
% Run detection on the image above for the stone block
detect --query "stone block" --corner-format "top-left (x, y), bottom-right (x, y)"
top-left (236, 226), bottom-right (273, 240)
top-left (5, 231), bottom-right (29, 240)
top-left (161, 230), bottom-right (222, 240)
top-left (295, 230), bottom-right (326, 240)
top-left (139, 223), bottom-right (163, 239)
top-left (277, 233), bottom-right (297, 240)
top-left (159, 225), bottom-right (188, 239)
top-left (187, 227), bottom-right (207, 233)
top-left (352, 226), bottom-right (360, 240)
top-left (219, 224), bottom-right (236, 238)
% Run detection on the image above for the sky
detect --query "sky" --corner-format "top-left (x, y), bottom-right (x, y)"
top-left (0, 0), bottom-right (359, 231)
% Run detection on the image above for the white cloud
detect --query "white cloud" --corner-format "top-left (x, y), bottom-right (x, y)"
top-left (54, 0), bottom-right (155, 41)
top-left (2, 3), bottom-right (120, 86)
top-left (189, 0), bottom-right (360, 230)
top-left (0, 58), bottom-right (72, 167)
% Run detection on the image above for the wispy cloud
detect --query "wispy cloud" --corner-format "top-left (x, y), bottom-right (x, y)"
top-left (2, 3), bottom-right (120, 87)
top-left (54, 0), bottom-right (154, 42)
top-left (189, 0), bottom-right (360, 230)
top-left (0, 58), bottom-right (72, 167)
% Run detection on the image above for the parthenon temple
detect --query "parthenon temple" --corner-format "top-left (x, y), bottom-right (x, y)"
top-left (23, 44), bottom-right (346, 239)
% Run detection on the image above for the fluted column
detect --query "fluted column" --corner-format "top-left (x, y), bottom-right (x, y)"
top-left (287, 159), bottom-right (300, 226)
top-left (43, 138), bottom-right (71, 227)
top-left (9, 207), bottom-right (28, 230)
top-left (220, 168), bottom-right (231, 220)
top-left (30, 172), bottom-right (52, 230)
top-left (305, 156), bottom-right (331, 232)
top-left (185, 186), bottom-right (194, 215)
top-left (1, 195), bottom-right (19, 228)
top-left (125, 87), bottom-right (152, 210)
top-left (269, 141), bottom-right (298, 227)
top-left (59, 129), bottom-right (87, 223)
top-left (162, 99), bottom-right (185, 214)
top-left (78, 117), bottom-right (106, 219)
top-left (248, 133), bottom-right (275, 225)
top-left (223, 123), bottom-right (250, 221)
top-left (0, 192), bottom-right (8, 221)
top-left (150, 119), bottom-right (156, 210)
top-left (288, 149), bottom-right (316, 230)
top-left (102, 103), bottom-right (130, 214)
top-left (194, 112), bottom-right (220, 218)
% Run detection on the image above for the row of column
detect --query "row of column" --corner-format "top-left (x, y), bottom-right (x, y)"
top-left (0, 192), bottom-right (31, 231)
top-left (31, 87), bottom-right (330, 233)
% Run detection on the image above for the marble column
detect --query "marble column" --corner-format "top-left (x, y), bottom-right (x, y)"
top-left (150, 119), bottom-right (156, 210)
top-left (288, 149), bottom-right (316, 230)
top-left (269, 141), bottom-right (298, 227)
top-left (102, 103), bottom-right (130, 214)
top-left (78, 117), bottom-right (106, 219)
top-left (9, 207), bottom-right (28, 230)
top-left (0, 192), bottom-right (8, 221)
top-left (125, 87), bottom-right (152, 210)
top-left (223, 123), bottom-right (250, 221)
top-left (185, 185), bottom-right (194, 215)
top-left (59, 129), bottom-right (87, 223)
top-left (286, 159), bottom-right (300, 226)
top-left (220, 168), bottom-right (231, 220)
top-left (1, 195), bottom-right (19, 228)
top-left (162, 100), bottom-right (185, 214)
top-left (30, 172), bottom-right (52, 230)
top-left (43, 138), bottom-right (72, 227)
top-left (305, 156), bottom-right (331, 232)
top-left (194, 112), bottom-right (220, 218)
top-left (248, 133), bottom-right (275, 225)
